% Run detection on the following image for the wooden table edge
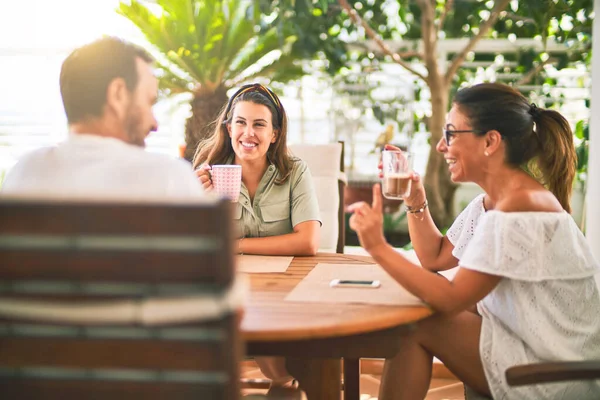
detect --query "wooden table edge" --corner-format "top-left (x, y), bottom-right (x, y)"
top-left (242, 305), bottom-right (433, 342)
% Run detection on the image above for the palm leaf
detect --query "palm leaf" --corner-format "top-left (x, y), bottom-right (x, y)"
top-left (227, 27), bottom-right (295, 80)
top-left (155, 62), bottom-right (195, 94)
top-left (230, 51), bottom-right (305, 86)
top-left (220, 0), bottom-right (259, 71)
top-left (119, 1), bottom-right (205, 83)
top-left (118, 0), bottom-right (317, 97)
top-left (117, 2), bottom-right (170, 52)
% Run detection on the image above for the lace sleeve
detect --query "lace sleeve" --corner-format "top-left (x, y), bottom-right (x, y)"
top-left (459, 211), bottom-right (600, 281)
top-left (446, 194), bottom-right (485, 260)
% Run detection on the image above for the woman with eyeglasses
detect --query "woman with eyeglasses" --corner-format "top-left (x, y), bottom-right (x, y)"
top-left (348, 82), bottom-right (600, 399)
top-left (193, 83), bottom-right (321, 394)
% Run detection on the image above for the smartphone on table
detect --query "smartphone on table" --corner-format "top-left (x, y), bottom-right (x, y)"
top-left (329, 279), bottom-right (381, 289)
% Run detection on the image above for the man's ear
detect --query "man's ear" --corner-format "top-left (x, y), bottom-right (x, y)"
top-left (105, 78), bottom-right (130, 121)
top-left (484, 129), bottom-right (502, 156)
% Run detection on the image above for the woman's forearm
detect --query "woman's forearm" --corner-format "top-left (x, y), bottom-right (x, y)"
top-left (239, 231), bottom-right (319, 256)
top-left (406, 207), bottom-right (453, 271)
top-left (367, 243), bottom-right (496, 314)
top-left (367, 242), bottom-right (463, 312)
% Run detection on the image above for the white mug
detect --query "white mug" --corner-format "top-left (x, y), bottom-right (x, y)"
top-left (211, 165), bottom-right (242, 202)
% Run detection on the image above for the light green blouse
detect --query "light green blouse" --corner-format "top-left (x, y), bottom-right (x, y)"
top-left (233, 157), bottom-right (321, 239)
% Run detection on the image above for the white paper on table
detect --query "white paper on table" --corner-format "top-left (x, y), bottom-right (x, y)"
top-left (284, 263), bottom-right (424, 306)
top-left (236, 255), bottom-right (293, 273)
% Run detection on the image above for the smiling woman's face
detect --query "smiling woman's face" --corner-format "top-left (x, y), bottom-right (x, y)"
top-left (436, 105), bottom-right (487, 183)
top-left (227, 101), bottom-right (277, 165)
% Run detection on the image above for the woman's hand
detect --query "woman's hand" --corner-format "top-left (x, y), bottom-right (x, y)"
top-left (195, 164), bottom-right (214, 191)
top-left (347, 184), bottom-right (388, 253)
top-left (378, 144), bottom-right (427, 207)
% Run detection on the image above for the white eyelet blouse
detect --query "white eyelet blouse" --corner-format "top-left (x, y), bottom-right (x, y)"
top-left (448, 194), bottom-right (600, 399)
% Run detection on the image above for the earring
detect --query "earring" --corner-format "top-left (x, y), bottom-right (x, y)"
top-left (484, 151), bottom-right (489, 156)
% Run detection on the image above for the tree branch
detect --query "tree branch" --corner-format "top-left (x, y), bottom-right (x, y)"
top-left (444, 0), bottom-right (511, 85)
top-left (338, 0), bottom-right (428, 82)
top-left (397, 50), bottom-right (423, 59)
top-left (515, 58), bottom-right (556, 86)
top-left (504, 12), bottom-right (536, 25)
top-left (436, 0), bottom-right (455, 36)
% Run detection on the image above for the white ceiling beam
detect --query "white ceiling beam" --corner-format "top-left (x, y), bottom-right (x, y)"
top-left (348, 38), bottom-right (572, 54)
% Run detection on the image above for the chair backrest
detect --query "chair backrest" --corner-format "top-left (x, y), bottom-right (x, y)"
top-left (0, 198), bottom-right (241, 400)
top-left (288, 142), bottom-right (346, 253)
top-left (505, 361), bottom-right (600, 387)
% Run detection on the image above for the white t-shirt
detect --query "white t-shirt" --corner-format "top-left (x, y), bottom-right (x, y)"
top-left (448, 194), bottom-right (600, 399)
top-left (1, 134), bottom-right (206, 202)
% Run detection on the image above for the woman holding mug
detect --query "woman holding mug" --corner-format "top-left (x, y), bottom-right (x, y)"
top-left (193, 83), bottom-right (321, 393)
top-left (193, 83), bottom-right (320, 256)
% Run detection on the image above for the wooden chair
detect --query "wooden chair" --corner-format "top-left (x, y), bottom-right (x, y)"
top-left (506, 361), bottom-right (600, 386)
top-left (0, 198), bottom-right (243, 399)
top-left (288, 141), bottom-right (346, 253)
top-left (465, 360), bottom-right (600, 399)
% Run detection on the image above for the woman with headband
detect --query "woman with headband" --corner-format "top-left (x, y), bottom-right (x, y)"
top-left (193, 83), bottom-right (321, 393)
top-left (193, 83), bottom-right (321, 255)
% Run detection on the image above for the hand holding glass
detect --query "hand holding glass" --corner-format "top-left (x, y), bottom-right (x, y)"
top-left (381, 150), bottom-right (412, 200)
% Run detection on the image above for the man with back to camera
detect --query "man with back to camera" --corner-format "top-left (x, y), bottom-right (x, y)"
top-left (1, 37), bottom-right (205, 200)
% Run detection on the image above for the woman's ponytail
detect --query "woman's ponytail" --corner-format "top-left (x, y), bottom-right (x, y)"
top-left (532, 108), bottom-right (576, 213)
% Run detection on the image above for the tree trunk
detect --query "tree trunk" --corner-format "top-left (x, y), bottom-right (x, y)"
top-left (183, 86), bottom-right (229, 161)
top-left (423, 77), bottom-right (458, 228)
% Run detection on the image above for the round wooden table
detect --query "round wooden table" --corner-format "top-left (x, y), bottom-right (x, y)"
top-left (241, 253), bottom-right (433, 400)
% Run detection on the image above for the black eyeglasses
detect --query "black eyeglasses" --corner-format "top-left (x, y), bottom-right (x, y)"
top-left (443, 124), bottom-right (476, 146)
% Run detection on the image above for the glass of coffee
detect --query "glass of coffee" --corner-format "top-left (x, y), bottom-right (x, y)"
top-left (381, 150), bottom-right (412, 200)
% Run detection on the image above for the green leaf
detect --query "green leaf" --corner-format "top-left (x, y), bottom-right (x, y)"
top-left (576, 142), bottom-right (588, 172)
top-left (574, 120), bottom-right (585, 140)
top-left (228, 27), bottom-right (296, 80)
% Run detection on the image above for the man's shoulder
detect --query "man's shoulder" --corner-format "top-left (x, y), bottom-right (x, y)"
top-left (16, 145), bottom-right (56, 162)
top-left (121, 147), bottom-right (194, 173)
top-left (4, 146), bottom-right (57, 176)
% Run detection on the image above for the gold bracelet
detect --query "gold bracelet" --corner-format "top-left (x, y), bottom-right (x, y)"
top-left (406, 200), bottom-right (428, 214)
